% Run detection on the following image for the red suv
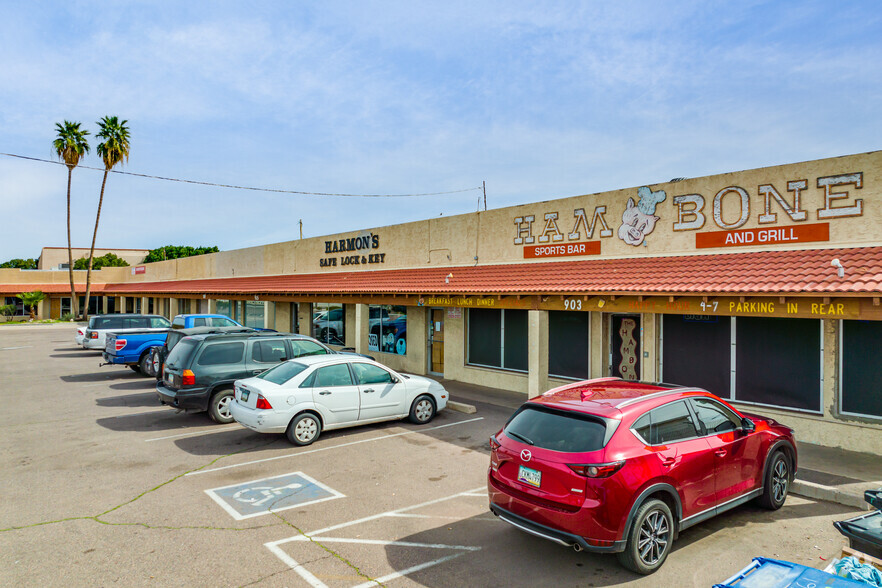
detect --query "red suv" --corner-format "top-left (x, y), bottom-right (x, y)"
top-left (488, 378), bottom-right (797, 574)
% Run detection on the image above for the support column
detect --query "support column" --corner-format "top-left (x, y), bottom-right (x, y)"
top-left (141, 297), bottom-right (150, 315)
top-left (590, 312), bottom-right (607, 379)
top-left (168, 297), bottom-right (179, 318)
top-left (273, 302), bottom-right (292, 333)
top-left (354, 304), bottom-right (370, 354)
top-left (641, 313), bottom-right (658, 382)
top-left (298, 303), bottom-right (313, 336)
top-left (263, 301), bottom-right (275, 330)
top-left (528, 309), bottom-right (549, 398)
top-left (207, 299), bottom-right (218, 314)
top-left (118, 296), bottom-right (127, 314)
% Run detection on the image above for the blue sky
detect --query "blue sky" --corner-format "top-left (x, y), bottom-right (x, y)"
top-left (1, 1), bottom-right (880, 261)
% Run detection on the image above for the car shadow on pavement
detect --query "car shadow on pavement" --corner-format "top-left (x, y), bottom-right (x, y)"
top-left (96, 391), bottom-right (163, 408)
top-left (60, 371), bottom-right (140, 383)
top-left (96, 409), bottom-right (212, 432)
top-left (50, 351), bottom-right (101, 358)
top-left (108, 379), bottom-right (157, 391)
top-left (173, 427), bottom-right (286, 455)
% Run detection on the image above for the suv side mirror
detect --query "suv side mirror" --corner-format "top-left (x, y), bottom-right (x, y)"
top-left (740, 417), bottom-right (755, 434)
top-left (279, 357), bottom-right (288, 362)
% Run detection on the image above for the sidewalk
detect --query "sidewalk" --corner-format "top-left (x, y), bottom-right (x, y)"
top-left (438, 378), bottom-right (882, 510)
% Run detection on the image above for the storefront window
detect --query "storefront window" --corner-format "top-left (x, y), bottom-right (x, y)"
top-left (841, 320), bottom-right (882, 419)
top-left (312, 302), bottom-right (345, 346)
top-left (467, 309), bottom-right (527, 371)
top-left (548, 311), bottom-right (590, 379)
top-left (662, 315), bottom-right (732, 397)
top-left (368, 305), bottom-right (407, 355)
top-left (215, 300), bottom-right (232, 319)
top-left (243, 300), bottom-right (265, 329)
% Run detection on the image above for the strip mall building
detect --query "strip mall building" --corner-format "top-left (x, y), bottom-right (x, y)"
top-left (3, 151), bottom-right (881, 453)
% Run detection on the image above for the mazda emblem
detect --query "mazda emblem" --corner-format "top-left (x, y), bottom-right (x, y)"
top-left (521, 449), bottom-right (532, 462)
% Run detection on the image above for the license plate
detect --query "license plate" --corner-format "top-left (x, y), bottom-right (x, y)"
top-left (240, 389), bottom-right (250, 402)
top-left (518, 465), bottom-right (541, 488)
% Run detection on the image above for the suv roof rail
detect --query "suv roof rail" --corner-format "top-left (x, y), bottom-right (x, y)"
top-left (616, 386), bottom-right (711, 409)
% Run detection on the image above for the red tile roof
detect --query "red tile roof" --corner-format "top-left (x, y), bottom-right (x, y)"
top-left (0, 283), bottom-right (102, 295)
top-left (89, 247), bottom-right (882, 297)
top-left (3, 247), bottom-right (880, 297)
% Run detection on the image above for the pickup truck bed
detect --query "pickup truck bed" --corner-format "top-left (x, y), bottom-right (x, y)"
top-left (103, 330), bottom-right (170, 376)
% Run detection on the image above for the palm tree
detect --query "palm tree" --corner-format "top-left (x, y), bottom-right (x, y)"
top-left (16, 291), bottom-right (47, 320)
top-left (53, 121), bottom-right (90, 319)
top-left (83, 116), bottom-right (130, 320)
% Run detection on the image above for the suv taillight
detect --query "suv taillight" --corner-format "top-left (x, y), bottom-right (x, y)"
top-left (568, 460), bottom-right (626, 478)
top-left (255, 395), bottom-right (273, 410)
top-left (115, 339), bottom-right (127, 351)
top-left (90, 332), bottom-right (98, 339)
top-left (489, 435), bottom-right (501, 451)
top-left (181, 369), bottom-right (195, 386)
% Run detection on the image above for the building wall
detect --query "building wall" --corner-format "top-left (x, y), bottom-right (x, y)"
top-left (38, 247), bottom-right (149, 270)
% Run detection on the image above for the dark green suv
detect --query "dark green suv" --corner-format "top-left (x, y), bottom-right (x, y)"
top-left (156, 332), bottom-right (348, 423)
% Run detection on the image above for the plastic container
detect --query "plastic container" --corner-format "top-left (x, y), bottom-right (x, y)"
top-left (866, 489), bottom-right (882, 511)
top-left (835, 510), bottom-right (882, 559)
top-left (714, 557), bottom-right (865, 588)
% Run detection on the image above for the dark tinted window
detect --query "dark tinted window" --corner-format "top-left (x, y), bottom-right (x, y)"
top-left (468, 309), bottom-right (501, 367)
top-left (252, 340), bottom-right (287, 363)
top-left (172, 317), bottom-right (185, 328)
top-left (692, 398), bottom-right (740, 435)
top-left (166, 331), bottom-right (184, 351)
top-left (166, 339), bottom-right (198, 369)
top-left (127, 317), bottom-right (151, 329)
top-left (842, 320), bottom-right (882, 418)
top-left (314, 364), bottom-right (353, 387)
top-left (95, 316), bottom-right (124, 329)
top-left (197, 342), bottom-right (245, 366)
top-left (290, 340), bottom-right (329, 357)
top-left (257, 361), bottom-right (308, 385)
top-left (647, 401), bottom-right (699, 444)
top-left (632, 413), bottom-right (651, 444)
top-left (504, 407), bottom-right (607, 453)
top-left (351, 363), bottom-right (393, 385)
top-left (193, 317), bottom-right (208, 327)
top-left (549, 311), bottom-right (590, 379)
top-left (150, 317), bottom-right (170, 328)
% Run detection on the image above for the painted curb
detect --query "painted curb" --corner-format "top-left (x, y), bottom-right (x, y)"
top-left (791, 480), bottom-right (871, 510)
top-left (447, 401), bottom-right (477, 414)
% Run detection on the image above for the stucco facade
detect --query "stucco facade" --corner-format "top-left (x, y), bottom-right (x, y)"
top-left (3, 151), bottom-right (881, 453)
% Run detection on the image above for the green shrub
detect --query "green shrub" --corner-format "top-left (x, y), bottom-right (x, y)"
top-left (0, 304), bottom-right (16, 322)
top-left (61, 312), bottom-right (75, 321)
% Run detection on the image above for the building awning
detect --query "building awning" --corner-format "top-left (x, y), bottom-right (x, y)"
top-left (79, 246), bottom-right (882, 297)
top-left (0, 283), bottom-right (104, 295)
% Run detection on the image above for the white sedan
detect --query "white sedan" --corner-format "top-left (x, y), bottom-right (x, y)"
top-left (230, 355), bottom-right (448, 445)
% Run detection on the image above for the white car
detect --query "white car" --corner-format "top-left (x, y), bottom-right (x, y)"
top-left (231, 355), bottom-right (448, 445)
top-left (75, 324), bottom-right (88, 346)
top-left (82, 314), bottom-right (171, 350)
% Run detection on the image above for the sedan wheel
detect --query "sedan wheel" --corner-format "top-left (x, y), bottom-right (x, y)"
top-left (287, 413), bottom-right (322, 446)
top-left (408, 395), bottom-right (435, 424)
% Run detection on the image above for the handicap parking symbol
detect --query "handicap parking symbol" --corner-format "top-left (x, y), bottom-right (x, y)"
top-left (206, 471), bottom-right (345, 520)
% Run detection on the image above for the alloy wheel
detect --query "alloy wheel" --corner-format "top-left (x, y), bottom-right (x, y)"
top-left (217, 395), bottom-right (233, 419)
top-left (637, 510), bottom-right (670, 566)
top-left (414, 399), bottom-right (433, 422)
top-left (772, 458), bottom-right (789, 503)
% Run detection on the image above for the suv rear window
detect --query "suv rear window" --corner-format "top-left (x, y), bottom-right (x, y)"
top-left (166, 339), bottom-right (199, 369)
top-left (91, 316), bottom-right (124, 329)
top-left (504, 406), bottom-right (607, 453)
top-left (197, 342), bottom-right (245, 366)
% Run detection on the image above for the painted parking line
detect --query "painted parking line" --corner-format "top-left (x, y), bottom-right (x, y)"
top-left (112, 408), bottom-right (173, 418)
top-left (265, 486), bottom-right (488, 588)
top-left (145, 424), bottom-right (241, 442)
top-left (185, 417), bottom-right (484, 477)
top-left (206, 471), bottom-right (345, 520)
top-left (1, 346), bottom-right (33, 350)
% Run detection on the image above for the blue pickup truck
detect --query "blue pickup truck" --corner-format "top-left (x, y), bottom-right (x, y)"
top-left (103, 330), bottom-right (169, 376)
top-left (170, 314), bottom-right (275, 331)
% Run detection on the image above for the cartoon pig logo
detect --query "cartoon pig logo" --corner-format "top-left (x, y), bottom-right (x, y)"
top-left (618, 186), bottom-right (666, 246)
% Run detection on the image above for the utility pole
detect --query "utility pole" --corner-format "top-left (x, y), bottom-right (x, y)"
top-left (299, 219), bottom-right (303, 239)
top-left (482, 181), bottom-right (487, 211)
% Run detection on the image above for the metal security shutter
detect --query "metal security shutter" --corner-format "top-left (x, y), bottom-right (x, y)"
top-left (662, 315), bottom-right (731, 398)
top-left (735, 317), bottom-right (821, 412)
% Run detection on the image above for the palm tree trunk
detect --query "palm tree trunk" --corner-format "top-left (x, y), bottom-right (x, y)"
top-left (83, 169), bottom-right (108, 321)
top-left (66, 165), bottom-right (79, 318)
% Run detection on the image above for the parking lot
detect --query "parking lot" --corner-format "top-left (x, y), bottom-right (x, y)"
top-left (0, 325), bottom-right (859, 587)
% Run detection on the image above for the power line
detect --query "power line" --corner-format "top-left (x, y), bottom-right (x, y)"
top-left (0, 152), bottom-right (483, 198)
